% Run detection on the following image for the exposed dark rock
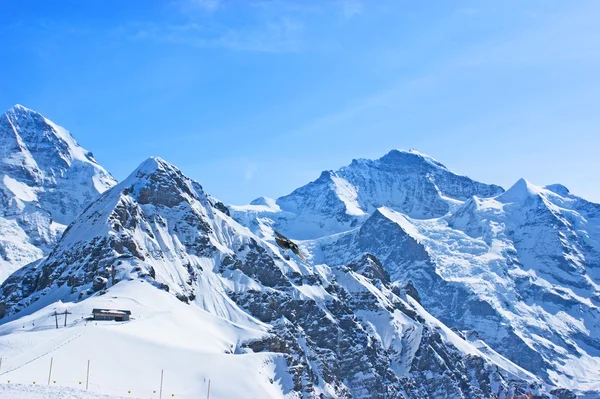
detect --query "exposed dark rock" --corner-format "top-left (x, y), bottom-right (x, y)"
top-left (404, 280), bottom-right (421, 303)
top-left (274, 231), bottom-right (305, 260)
top-left (347, 253), bottom-right (390, 283)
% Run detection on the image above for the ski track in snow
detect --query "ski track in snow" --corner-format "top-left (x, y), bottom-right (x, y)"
top-left (0, 384), bottom-right (133, 399)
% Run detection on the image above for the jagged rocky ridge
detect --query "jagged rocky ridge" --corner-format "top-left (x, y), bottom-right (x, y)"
top-left (0, 156), bottom-right (553, 398)
top-left (0, 105), bottom-right (116, 281)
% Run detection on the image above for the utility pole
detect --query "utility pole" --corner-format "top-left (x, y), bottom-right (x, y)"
top-left (63, 309), bottom-right (72, 327)
top-left (336, 326), bottom-right (342, 371)
top-left (47, 357), bottom-right (53, 385)
top-left (206, 379), bottom-right (211, 399)
top-left (86, 360), bottom-right (90, 390)
top-left (159, 369), bottom-right (164, 399)
top-left (54, 312), bottom-right (59, 329)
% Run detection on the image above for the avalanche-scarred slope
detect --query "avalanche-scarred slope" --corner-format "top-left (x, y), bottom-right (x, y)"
top-left (0, 157), bottom-right (548, 398)
top-left (0, 105), bottom-right (116, 281)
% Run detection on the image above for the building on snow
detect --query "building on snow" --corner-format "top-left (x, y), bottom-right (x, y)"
top-left (91, 308), bottom-right (131, 322)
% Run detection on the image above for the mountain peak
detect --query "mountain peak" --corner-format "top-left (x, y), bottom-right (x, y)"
top-left (125, 156), bottom-right (204, 208)
top-left (497, 178), bottom-right (540, 203)
top-left (266, 149), bottom-right (504, 239)
top-left (0, 104), bottom-right (117, 278)
top-left (0, 103), bottom-right (116, 187)
top-left (0, 103), bottom-right (99, 168)
top-left (376, 149), bottom-right (450, 171)
top-left (250, 196), bottom-right (278, 208)
top-left (133, 156), bottom-right (173, 175)
top-left (544, 183), bottom-right (570, 197)
top-left (4, 104), bottom-right (37, 116)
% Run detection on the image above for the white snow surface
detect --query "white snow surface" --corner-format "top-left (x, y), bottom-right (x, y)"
top-left (0, 384), bottom-right (131, 399)
top-left (0, 281), bottom-right (288, 399)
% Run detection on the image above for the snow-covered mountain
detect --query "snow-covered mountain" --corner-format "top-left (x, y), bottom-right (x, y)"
top-left (0, 157), bottom-right (555, 398)
top-left (0, 105), bottom-right (116, 281)
top-left (232, 151), bottom-right (600, 397)
top-left (232, 149), bottom-right (504, 240)
top-left (0, 107), bottom-right (595, 399)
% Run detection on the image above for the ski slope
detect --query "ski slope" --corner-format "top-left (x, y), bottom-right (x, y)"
top-left (0, 281), bottom-right (291, 399)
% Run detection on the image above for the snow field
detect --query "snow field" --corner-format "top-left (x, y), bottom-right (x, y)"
top-left (0, 281), bottom-right (291, 399)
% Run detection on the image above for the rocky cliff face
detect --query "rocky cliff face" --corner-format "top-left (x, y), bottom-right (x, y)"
top-left (0, 157), bottom-right (551, 398)
top-left (0, 105), bottom-right (116, 281)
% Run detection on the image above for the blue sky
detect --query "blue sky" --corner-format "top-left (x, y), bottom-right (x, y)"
top-left (1, 0), bottom-right (599, 204)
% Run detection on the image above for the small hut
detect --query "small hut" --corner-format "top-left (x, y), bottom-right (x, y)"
top-left (91, 308), bottom-right (131, 322)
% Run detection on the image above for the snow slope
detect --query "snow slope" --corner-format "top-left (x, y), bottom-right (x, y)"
top-left (0, 281), bottom-right (285, 399)
top-left (0, 384), bottom-right (131, 399)
top-left (0, 105), bottom-right (116, 281)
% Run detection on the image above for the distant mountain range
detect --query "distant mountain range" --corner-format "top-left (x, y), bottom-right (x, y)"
top-left (0, 105), bottom-right (597, 399)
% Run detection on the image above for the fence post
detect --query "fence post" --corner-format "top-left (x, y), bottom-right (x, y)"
top-left (207, 379), bottom-right (211, 399)
top-left (47, 357), bottom-right (53, 385)
top-left (159, 369), bottom-right (164, 399)
top-left (86, 360), bottom-right (90, 390)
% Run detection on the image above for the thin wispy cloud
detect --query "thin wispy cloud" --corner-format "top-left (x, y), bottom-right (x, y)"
top-left (244, 163), bottom-right (257, 182)
top-left (453, 5), bottom-right (600, 67)
top-left (280, 2), bottom-right (600, 146)
top-left (128, 17), bottom-right (304, 53)
top-left (339, 0), bottom-right (363, 18)
top-left (179, 0), bottom-right (220, 12)
top-left (122, 0), bottom-right (369, 53)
